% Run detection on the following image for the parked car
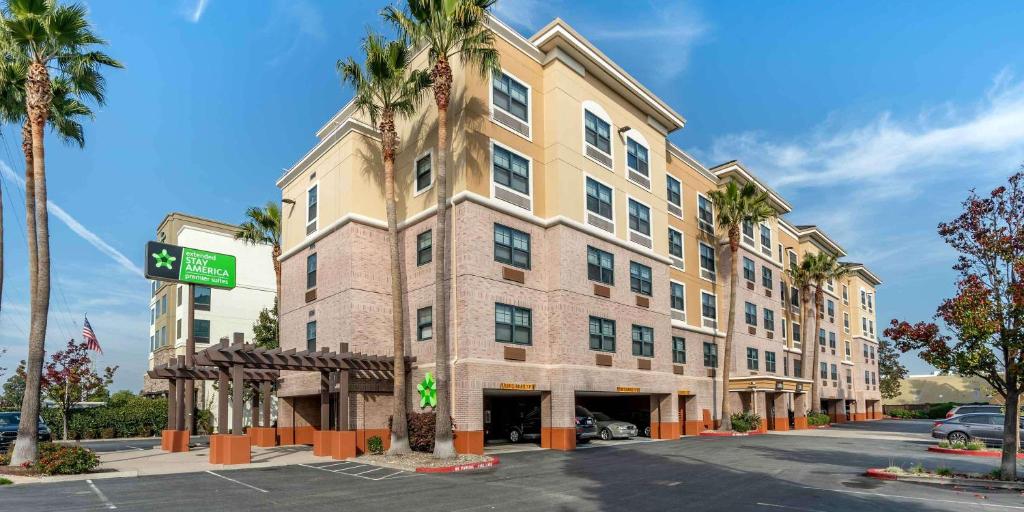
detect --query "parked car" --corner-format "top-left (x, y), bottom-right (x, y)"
top-left (945, 404), bottom-right (1007, 418)
top-left (574, 406), bottom-right (599, 442)
top-left (591, 412), bottom-right (638, 440)
top-left (0, 412), bottom-right (52, 452)
top-left (932, 413), bottom-right (1024, 445)
top-left (626, 411), bottom-right (652, 437)
top-left (503, 406), bottom-right (599, 443)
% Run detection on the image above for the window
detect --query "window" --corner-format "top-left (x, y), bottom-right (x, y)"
top-left (415, 154), bottom-right (432, 193)
top-left (417, 230), bottom-right (432, 266)
top-left (762, 267), bottom-right (773, 289)
top-left (626, 138), bottom-right (649, 176)
top-left (862, 317), bottom-right (868, 334)
top-left (703, 342), bottom-right (718, 368)
top-left (494, 224), bottom-right (531, 269)
top-left (842, 284), bottom-right (849, 304)
top-left (492, 71), bottom-right (528, 122)
top-left (632, 325), bottom-right (654, 357)
top-left (585, 177), bottom-right (613, 219)
top-left (869, 320), bottom-right (875, 337)
top-left (584, 110), bottom-right (611, 154)
top-left (818, 328), bottom-right (826, 346)
top-left (698, 194), bottom-right (714, 232)
top-left (495, 303), bottom-right (532, 345)
top-left (793, 322), bottom-right (801, 342)
top-left (306, 253), bottom-right (317, 290)
top-left (630, 262), bottom-right (652, 296)
top-left (747, 348), bottom-right (759, 370)
top-left (860, 289), bottom-right (867, 308)
top-left (871, 372), bottom-right (877, 386)
top-left (193, 319), bottom-right (210, 344)
top-left (666, 175), bottom-right (681, 207)
top-left (699, 243), bottom-right (716, 279)
top-left (864, 370), bottom-right (870, 384)
top-left (587, 246), bottom-right (614, 285)
top-left (870, 346), bottom-right (876, 360)
top-left (743, 257), bottom-right (755, 282)
top-left (670, 282), bottom-right (685, 311)
top-left (844, 312), bottom-right (850, 333)
top-left (306, 321), bottom-right (317, 352)
top-left (176, 319), bottom-right (181, 339)
top-left (765, 351), bottom-right (776, 373)
top-left (417, 307), bottom-right (433, 340)
top-left (493, 144), bottom-right (530, 195)
top-left (830, 364), bottom-right (838, 381)
top-left (845, 340), bottom-right (851, 360)
top-left (194, 286), bottom-right (211, 311)
top-left (820, 362), bottom-right (828, 379)
top-left (846, 369), bottom-right (852, 385)
top-left (829, 332), bottom-right (836, 349)
top-left (781, 318), bottom-right (788, 339)
top-left (794, 359), bottom-right (803, 378)
top-left (589, 316), bottom-right (615, 352)
top-left (745, 302), bottom-right (757, 326)
top-left (863, 343), bottom-right (869, 360)
top-left (742, 221), bottom-right (755, 246)
top-left (764, 309), bottom-right (775, 331)
top-left (760, 224), bottom-right (771, 253)
top-left (668, 228), bottom-right (684, 259)
top-left (701, 292), bottom-right (717, 325)
top-left (150, 307), bottom-right (154, 325)
top-left (628, 199), bottom-right (651, 237)
top-left (788, 250), bottom-right (798, 271)
top-left (161, 295), bottom-right (167, 316)
top-left (827, 299), bottom-right (835, 318)
top-left (177, 286), bottom-right (182, 306)
top-left (867, 293), bottom-right (874, 310)
top-left (307, 185), bottom-right (318, 232)
top-left (790, 287), bottom-right (800, 307)
top-left (672, 337), bottom-right (686, 364)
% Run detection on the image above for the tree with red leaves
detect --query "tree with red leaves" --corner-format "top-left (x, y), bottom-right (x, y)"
top-left (886, 170), bottom-right (1024, 481)
top-left (41, 339), bottom-right (116, 440)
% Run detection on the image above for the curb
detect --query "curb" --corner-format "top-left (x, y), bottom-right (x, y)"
top-left (927, 446), bottom-right (1024, 459)
top-left (697, 431), bottom-right (766, 437)
top-left (864, 468), bottom-right (1024, 489)
top-left (415, 456), bottom-right (500, 473)
top-left (3, 470), bottom-right (139, 486)
top-left (809, 425), bottom-right (831, 429)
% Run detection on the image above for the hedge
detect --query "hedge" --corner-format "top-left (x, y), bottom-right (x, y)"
top-left (41, 395), bottom-right (167, 440)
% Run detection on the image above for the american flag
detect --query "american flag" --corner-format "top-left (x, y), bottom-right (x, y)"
top-left (82, 315), bottom-right (102, 354)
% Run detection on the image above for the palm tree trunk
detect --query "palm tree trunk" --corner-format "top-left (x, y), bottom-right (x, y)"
top-left (809, 285), bottom-right (822, 415)
top-left (432, 57), bottom-right (455, 458)
top-left (272, 243), bottom-right (281, 342)
top-left (718, 243), bottom-right (738, 431)
top-left (381, 120), bottom-right (411, 455)
top-left (12, 64), bottom-right (52, 466)
top-left (22, 119), bottom-right (36, 321)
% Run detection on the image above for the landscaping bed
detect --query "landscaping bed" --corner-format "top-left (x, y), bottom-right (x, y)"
top-left (928, 439), bottom-right (1024, 458)
top-left (358, 452), bottom-right (497, 472)
top-left (866, 465), bottom-right (1024, 489)
top-left (698, 431), bottom-right (766, 437)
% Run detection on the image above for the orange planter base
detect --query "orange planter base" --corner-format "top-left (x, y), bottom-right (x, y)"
top-left (543, 427), bottom-right (576, 451)
top-left (210, 434), bottom-right (251, 465)
top-left (651, 421), bottom-right (681, 439)
top-left (454, 430), bottom-right (484, 455)
top-left (773, 418), bottom-right (789, 431)
top-left (161, 429), bottom-right (189, 452)
top-left (312, 430), bottom-right (334, 457)
top-left (684, 420), bottom-right (704, 435)
top-left (330, 431), bottom-right (357, 460)
top-left (249, 427), bottom-right (277, 447)
top-left (793, 416), bottom-right (808, 430)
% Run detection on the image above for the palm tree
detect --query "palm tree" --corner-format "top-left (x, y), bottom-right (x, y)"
top-left (4, 0), bottom-right (121, 466)
top-left (708, 181), bottom-right (775, 431)
top-left (785, 261), bottom-right (812, 412)
top-left (384, 0), bottom-right (500, 459)
top-left (339, 32), bottom-right (430, 455)
top-left (235, 201), bottom-right (282, 304)
top-left (800, 252), bottom-right (848, 415)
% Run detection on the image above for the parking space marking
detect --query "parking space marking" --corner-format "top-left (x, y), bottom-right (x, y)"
top-left (205, 470), bottom-right (269, 493)
top-left (86, 479), bottom-right (116, 510)
top-left (757, 503), bottom-right (826, 512)
top-left (298, 462), bottom-right (421, 481)
top-left (799, 485), bottom-right (1024, 509)
top-left (351, 467), bottom-right (386, 476)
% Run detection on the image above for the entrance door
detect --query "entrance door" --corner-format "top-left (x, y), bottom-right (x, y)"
top-left (678, 396), bottom-right (687, 436)
top-left (765, 393), bottom-right (776, 430)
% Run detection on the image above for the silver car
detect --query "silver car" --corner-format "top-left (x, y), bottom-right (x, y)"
top-left (932, 413), bottom-right (1024, 445)
top-left (591, 411), bottom-right (638, 440)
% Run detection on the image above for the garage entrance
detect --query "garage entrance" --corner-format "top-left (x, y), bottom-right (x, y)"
top-left (483, 390), bottom-right (543, 446)
top-left (575, 392), bottom-right (651, 439)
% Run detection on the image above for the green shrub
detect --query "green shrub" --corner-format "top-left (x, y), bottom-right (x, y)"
top-left (0, 477), bottom-right (11, 485)
top-left (966, 440), bottom-right (987, 451)
top-left (909, 463), bottom-right (925, 474)
top-left (935, 467), bottom-right (953, 477)
top-left (807, 412), bottom-right (830, 426)
top-left (35, 444), bottom-right (99, 475)
top-left (195, 409), bottom-right (214, 435)
top-left (730, 411), bottom-right (762, 433)
top-left (41, 396), bottom-right (167, 440)
top-left (925, 402), bottom-right (957, 419)
top-left (99, 427), bottom-right (115, 439)
top-left (367, 435), bottom-right (384, 455)
top-left (937, 439), bottom-right (950, 448)
top-left (888, 408), bottom-right (926, 419)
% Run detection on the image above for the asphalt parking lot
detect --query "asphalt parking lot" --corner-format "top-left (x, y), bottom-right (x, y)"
top-left (4, 420), bottom-right (1022, 512)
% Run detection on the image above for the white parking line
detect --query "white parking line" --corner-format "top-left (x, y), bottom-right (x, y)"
top-left (799, 485), bottom-right (1024, 509)
top-left (319, 461), bottom-right (354, 469)
top-left (299, 462), bottom-right (420, 481)
top-left (757, 503), bottom-right (826, 512)
top-left (334, 464), bottom-right (370, 473)
top-left (351, 467), bottom-right (386, 476)
top-left (205, 470), bottom-right (269, 493)
top-left (86, 479), bottom-right (116, 510)
top-left (123, 446), bottom-right (145, 451)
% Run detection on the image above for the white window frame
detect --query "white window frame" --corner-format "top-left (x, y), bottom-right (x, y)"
top-left (666, 174), bottom-right (682, 218)
top-left (489, 139), bottom-right (534, 212)
top-left (697, 192), bottom-right (715, 234)
top-left (489, 69), bottom-right (532, 141)
top-left (844, 312), bottom-right (850, 334)
top-left (741, 220), bottom-right (756, 248)
top-left (581, 100), bottom-right (613, 170)
top-left (306, 181), bottom-right (319, 235)
top-left (787, 249), bottom-right (798, 270)
top-left (623, 128), bottom-right (651, 190)
top-left (700, 290), bottom-right (718, 329)
top-left (626, 194), bottom-right (653, 245)
top-left (412, 149), bottom-right (434, 197)
top-left (759, 222), bottom-right (772, 257)
top-left (667, 226), bottom-right (685, 269)
top-left (842, 284), bottom-right (849, 305)
top-left (670, 279), bottom-right (686, 320)
top-left (698, 241), bottom-right (716, 283)
top-left (583, 172), bottom-right (615, 224)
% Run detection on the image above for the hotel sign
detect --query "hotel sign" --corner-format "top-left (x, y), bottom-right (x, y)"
top-left (499, 383), bottom-right (535, 391)
top-left (145, 241), bottom-right (237, 289)
top-left (616, 386), bottom-right (641, 393)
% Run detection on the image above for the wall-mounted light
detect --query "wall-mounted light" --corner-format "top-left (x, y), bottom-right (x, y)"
top-left (282, 199), bottom-right (295, 205)
top-left (617, 126), bottom-right (631, 134)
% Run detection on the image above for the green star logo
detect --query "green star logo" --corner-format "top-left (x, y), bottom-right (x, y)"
top-left (152, 249), bottom-right (177, 270)
top-left (417, 372), bottom-right (437, 409)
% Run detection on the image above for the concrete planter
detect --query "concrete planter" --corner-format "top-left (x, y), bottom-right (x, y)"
top-left (865, 468), bottom-right (1024, 489)
top-left (927, 446), bottom-right (1024, 459)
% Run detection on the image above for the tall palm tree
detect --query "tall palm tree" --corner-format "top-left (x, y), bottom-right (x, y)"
top-left (384, 0), bottom-right (500, 459)
top-left (339, 32), bottom-right (430, 455)
top-left (4, 0), bottom-right (121, 466)
top-left (801, 252), bottom-right (848, 415)
top-left (708, 181), bottom-right (775, 431)
top-left (786, 261), bottom-right (812, 410)
top-left (235, 201), bottom-right (282, 304)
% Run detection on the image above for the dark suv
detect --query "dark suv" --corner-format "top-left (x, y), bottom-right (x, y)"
top-left (0, 412), bottom-right (52, 452)
top-left (503, 406), bottom-right (598, 443)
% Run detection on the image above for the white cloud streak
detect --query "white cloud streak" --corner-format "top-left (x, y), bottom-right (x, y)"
top-left (0, 163), bottom-right (143, 277)
top-left (190, 0), bottom-right (209, 23)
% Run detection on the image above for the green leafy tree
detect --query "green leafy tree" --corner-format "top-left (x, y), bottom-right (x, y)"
top-left (887, 170), bottom-right (1024, 481)
top-left (384, 0), bottom-right (500, 458)
top-left (41, 339), bottom-right (116, 440)
top-left (3, 0), bottom-right (122, 466)
top-left (877, 337), bottom-right (907, 400)
top-left (252, 299), bottom-right (279, 350)
top-left (339, 32), bottom-right (430, 455)
top-left (1, 360), bottom-right (25, 409)
top-left (235, 202), bottom-right (282, 330)
top-left (800, 252), bottom-right (848, 413)
top-left (708, 181), bottom-right (775, 430)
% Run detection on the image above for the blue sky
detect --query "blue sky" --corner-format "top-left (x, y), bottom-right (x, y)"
top-left (0, 0), bottom-right (1022, 391)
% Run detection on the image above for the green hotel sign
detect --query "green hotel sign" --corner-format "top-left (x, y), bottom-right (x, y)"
top-left (145, 241), bottom-right (237, 289)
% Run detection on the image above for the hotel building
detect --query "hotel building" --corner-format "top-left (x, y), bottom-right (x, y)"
top-left (274, 16), bottom-right (882, 454)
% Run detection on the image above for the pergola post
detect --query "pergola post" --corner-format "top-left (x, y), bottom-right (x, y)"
top-left (217, 367), bottom-right (229, 434)
top-left (174, 356), bottom-right (186, 432)
top-left (184, 284), bottom-right (196, 435)
top-left (231, 363), bottom-right (244, 435)
top-left (261, 381), bottom-right (272, 427)
top-left (167, 378), bottom-right (177, 432)
top-left (251, 385), bottom-right (261, 428)
top-left (337, 370), bottom-right (349, 431)
top-left (320, 371), bottom-right (330, 430)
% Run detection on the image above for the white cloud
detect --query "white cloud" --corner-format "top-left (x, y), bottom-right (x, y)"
top-left (190, 0), bottom-right (209, 23)
top-left (265, 0), bottom-right (327, 67)
top-left (492, 0), bottom-right (549, 30)
top-left (0, 163), bottom-right (143, 277)
top-left (586, 1), bottom-right (708, 80)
